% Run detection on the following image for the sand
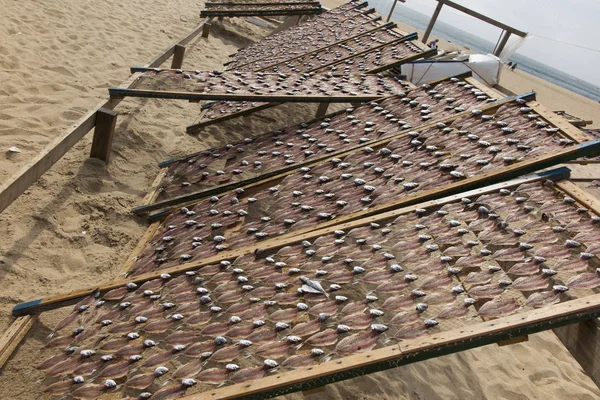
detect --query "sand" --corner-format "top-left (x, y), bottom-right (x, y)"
top-left (0, 0), bottom-right (598, 398)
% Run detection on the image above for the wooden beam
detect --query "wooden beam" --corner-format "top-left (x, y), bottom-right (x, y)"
top-left (108, 88), bottom-right (389, 104)
top-left (170, 44), bottom-right (186, 69)
top-left (439, 0), bottom-right (527, 37)
top-left (386, 0), bottom-right (399, 22)
top-left (118, 222), bottom-right (161, 276)
top-left (555, 180), bottom-right (600, 222)
top-left (464, 76), bottom-right (504, 99)
top-left (422, 0), bottom-right (444, 44)
top-left (529, 101), bottom-right (593, 143)
top-left (186, 102), bottom-right (276, 133)
top-left (175, 295), bottom-right (600, 400)
top-left (201, 8), bottom-right (322, 18)
top-left (0, 316), bottom-right (36, 369)
top-left (206, 1), bottom-right (320, 6)
top-left (89, 108), bottom-right (118, 163)
top-left (493, 30), bottom-right (511, 57)
top-left (11, 167), bottom-right (569, 315)
top-left (314, 102), bottom-right (330, 118)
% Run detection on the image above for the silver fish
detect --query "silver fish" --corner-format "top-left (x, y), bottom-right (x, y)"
top-left (299, 276), bottom-right (329, 298)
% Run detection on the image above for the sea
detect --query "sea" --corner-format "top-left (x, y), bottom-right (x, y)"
top-left (367, 0), bottom-right (600, 102)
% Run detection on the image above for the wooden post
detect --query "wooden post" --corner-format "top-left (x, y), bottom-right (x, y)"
top-left (315, 103), bottom-right (330, 118)
top-left (170, 44), bottom-right (186, 69)
top-left (202, 23), bottom-right (211, 38)
top-left (386, 0), bottom-right (399, 22)
top-left (423, 0), bottom-right (444, 44)
top-left (218, 16), bottom-right (224, 21)
top-left (90, 108), bottom-right (118, 163)
top-left (270, 15), bottom-right (301, 35)
top-left (493, 30), bottom-right (511, 57)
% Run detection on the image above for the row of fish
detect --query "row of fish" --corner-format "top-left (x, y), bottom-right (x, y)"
top-left (138, 69), bottom-right (406, 99)
top-left (131, 97), bottom-right (572, 276)
top-left (227, 1), bottom-right (376, 71)
top-left (263, 26), bottom-right (418, 75)
top-left (272, 39), bottom-right (422, 76)
top-left (204, 3), bottom-right (322, 12)
top-left (38, 179), bottom-right (599, 398)
top-left (161, 77), bottom-right (492, 200)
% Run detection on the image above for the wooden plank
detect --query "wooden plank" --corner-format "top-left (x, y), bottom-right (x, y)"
top-left (89, 108), bottom-right (118, 163)
top-left (439, 0), bottom-right (527, 37)
top-left (170, 44), bottom-right (186, 69)
top-left (530, 101), bottom-right (593, 143)
top-left (108, 88), bottom-right (389, 103)
top-left (0, 316), bottom-right (36, 369)
top-left (142, 169), bottom-right (167, 205)
top-left (555, 180), bottom-right (600, 225)
top-left (186, 102), bottom-right (277, 133)
top-left (175, 295), bottom-right (600, 400)
top-left (201, 8), bottom-right (322, 18)
top-left (118, 222), bottom-right (161, 276)
top-left (564, 164), bottom-right (600, 181)
top-left (12, 167), bottom-right (569, 315)
top-left (464, 76), bottom-right (504, 99)
top-left (206, 1), bottom-right (320, 7)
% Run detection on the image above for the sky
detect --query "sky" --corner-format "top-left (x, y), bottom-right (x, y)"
top-left (398, 0), bottom-right (600, 87)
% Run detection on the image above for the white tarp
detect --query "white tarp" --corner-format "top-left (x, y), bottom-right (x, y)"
top-left (398, 54), bottom-right (502, 86)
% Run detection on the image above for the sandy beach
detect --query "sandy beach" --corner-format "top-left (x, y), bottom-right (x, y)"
top-left (0, 0), bottom-right (599, 398)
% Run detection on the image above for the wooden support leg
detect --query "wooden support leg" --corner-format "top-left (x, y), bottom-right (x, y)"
top-left (315, 103), bottom-right (330, 119)
top-left (170, 44), bottom-right (186, 69)
top-left (218, 16), bottom-right (224, 21)
top-left (202, 23), bottom-right (211, 38)
top-left (554, 319), bottom-right (600, 386)
top-left (90, 108), bottom-right (118, 163)
top-left (270, 15), bottom-right (301, 35)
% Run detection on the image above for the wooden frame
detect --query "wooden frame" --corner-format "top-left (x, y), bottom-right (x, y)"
top-left (205, 1), bottom-right (322, 7)
top-left (10, 166), bottom-right (571, 315)
top-left (185, 47), bottom-right (437, 133)
top-left (422, 0), bottom-right (527, 57)
top-left (137, 89), bottom-right (527, 214)
top-left (175, 295), bottom-right (600, 400)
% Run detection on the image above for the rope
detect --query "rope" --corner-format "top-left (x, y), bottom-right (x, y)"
top-left (529, 34), bottom-right (600, 54)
